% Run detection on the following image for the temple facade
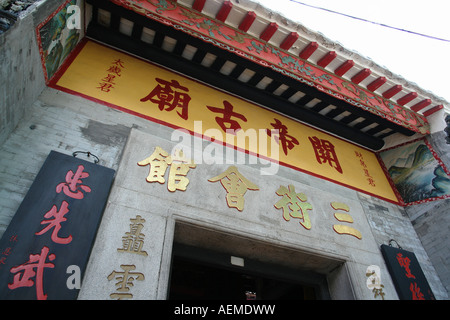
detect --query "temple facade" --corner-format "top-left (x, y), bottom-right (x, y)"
top-left (0, 0), bottom-right (449, 300)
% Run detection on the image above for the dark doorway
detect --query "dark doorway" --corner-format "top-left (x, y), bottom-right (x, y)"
top-left (168, 241), bottom-right (330, 300)
top-left (169, 256), bottom-right (317, 300)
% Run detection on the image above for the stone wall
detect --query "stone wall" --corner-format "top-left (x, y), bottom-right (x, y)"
top-left (0, 0), bottom-right (75, 146)
top-left (405, 130), bottom-right (450, 296)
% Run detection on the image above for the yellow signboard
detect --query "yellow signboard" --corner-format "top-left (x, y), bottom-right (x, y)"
top-left (52, 40), bottom-right (399, 203)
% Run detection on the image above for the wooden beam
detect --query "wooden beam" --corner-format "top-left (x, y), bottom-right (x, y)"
top-left (260, 22), bottom-right (278, 42)
top-left (397, 92), bottom-right (418, 106)
top-left (367, 76), bottom-right (386, 92)
top-left (351, 68), bottom-right (371, 84)
top-left (299, 42), bottom-right (318, 60)
top-left (216, 1), bottom-right (233, 22)
top-left (334, 60), bottom-right (354, 77)
top-left (382, 85), bottom-right (402, 99)
top-left (280, 32), bottom-right (299, 50)
top-left (317, 51), bottom-right (337, 68)
top-left (239, 11), bottom-right (256, 32)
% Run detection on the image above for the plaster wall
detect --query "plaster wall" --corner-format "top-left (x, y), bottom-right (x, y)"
top-left (0, 0), bottom-right (66, 145)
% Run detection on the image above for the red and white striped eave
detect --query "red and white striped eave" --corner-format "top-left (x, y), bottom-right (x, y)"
top-left (180, 0), bottom-right (446, 119)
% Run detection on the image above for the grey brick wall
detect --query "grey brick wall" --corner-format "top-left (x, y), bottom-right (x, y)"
top-left (405, 130), bottom-right (450, 296)
top-left (360, 193), bottom-right (447, 298)
top-left (0, 0), bottom-right (74, 145)
top-left (0, 13), bottom-right (45, 145)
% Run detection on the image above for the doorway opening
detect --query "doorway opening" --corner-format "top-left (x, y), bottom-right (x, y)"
top-left (167, 222), bottom-right (344, 300)
top-left (169, 251), bottom-right (318, 300)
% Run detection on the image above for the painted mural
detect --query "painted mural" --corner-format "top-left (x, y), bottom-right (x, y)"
top-left (36, 0), bottom-right (82, 82)
top-left (379, 139), bottom-right (450, 205)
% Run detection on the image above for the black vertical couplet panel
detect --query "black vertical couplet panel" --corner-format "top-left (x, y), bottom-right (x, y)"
top-left (380, 244), bottom-right (435, 300)
top-left (0, 151), bottom-right (115, 300)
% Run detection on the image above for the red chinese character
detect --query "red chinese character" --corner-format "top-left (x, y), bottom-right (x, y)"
top-left (35, 201), bottom-right (72, 245)
top-left (410, 282), bottom-right (425, 300)
top-left (266, 118), bottom-right (299, 156)
top-left (111, 59), bottom-right (125, 68)
top-left (8, 246), bottom-right (56, 300)
top-left (56, 165), bottom-right (91, 199)
top-left (396, 253), bottom-right (416, 279)
top-left (367, 177), bottom-right (376, 187)
top-left (97, 82), bottom-right (114, 92)
top-left (309, 136), bottom-right (343, 174)
top-left (359, 159), bottom-right (367, 168)
top-left (106, 65), bottom-right (122, 76)
top-left (101, 74), bottom-right (116, 85)
top-left (2, 247), bottom-right (12, 256)
top-left (140, 78), bottom-right (191, 120)
top-left (206, 100), bottom-right (247, 134)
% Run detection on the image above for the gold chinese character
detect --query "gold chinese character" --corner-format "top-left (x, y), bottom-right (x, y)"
top-left (208, 166), bottom-right (259, 211)
top-left (138, 146), bottom-right (172, 184)
top-left (168, 149), bottom-right (196, 192)
top-left (107, 264), bottom-right (145, 300)
top-left (138, 147), bottom-right (196, 192)
top-left (118, 215), bottom-right (148, 256)
top-left (274, 184), bottom-right (312, 230)
top-left (330, 202), bottom-right (362, 239)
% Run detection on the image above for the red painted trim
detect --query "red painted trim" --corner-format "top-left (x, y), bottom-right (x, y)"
top-left (299, 41), bottom-right (319, 60)
top-left (351, 68), bottom-right (371, 84)
top-left (238, 11), bottom-right (256, 32)
top-left (382, 84), bottom-right (402, 99)
top-left (411, 99), bottom-right (431, 112)
top-left (367, 76), bottom-right (386, 92)
top-left (216, 1), bottom-right (233, 22)
top-left (334, 60), bottom-right (354, 77)
top-left (280, 32), bottom-right (299, 50)
top-left (423, 104), bottom-right (443, 117)
top-left (317, 51), bottom-right (337, 68)
top-left (397, 92), bottom-right (418, 106)
top-left (259, 22), bottom-right (278, 42)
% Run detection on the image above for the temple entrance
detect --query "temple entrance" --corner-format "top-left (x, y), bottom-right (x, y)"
top-left (169, 252), bottom-right (318, 300)
top-left (168, 222), bottom-right (338, 300)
